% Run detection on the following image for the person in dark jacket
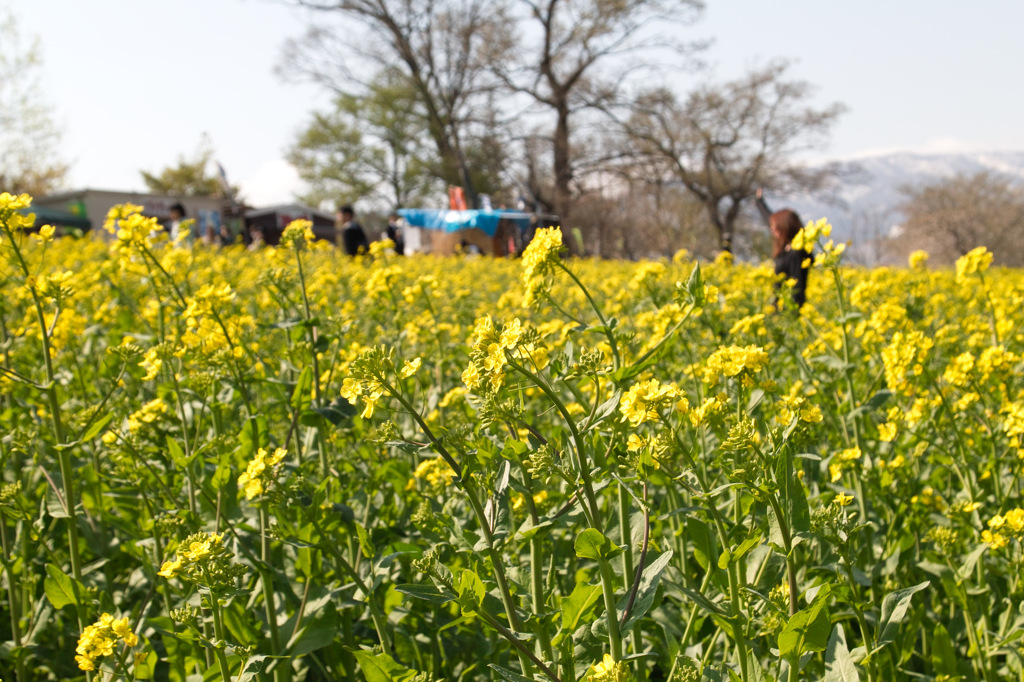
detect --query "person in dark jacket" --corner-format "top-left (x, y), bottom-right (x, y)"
top-left (756, 188), bottom-right (810, 309)
top-left (386, 214), bottom-right (405, 255)
top-left (338, 204), bottom-right (369, 256)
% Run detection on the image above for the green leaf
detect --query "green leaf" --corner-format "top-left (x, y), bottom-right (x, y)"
top-left (291, 366), bottom-right (313, 411)
top-left (957, 544), bottom-right (988, 581)
top-left (489, 663), bottom-right (536, 682)
top-left (577, 391), bottom-right (622, 433)
top-left (825, 624), bottom-right (860, 682)
top-left (132, 648), bottom-right (158, 680)
top-left (779, 584), bottom-right (831, 658)
top-left (687, 517), bottom-right (716, 571)
top-left (81, 412), bottom-right (114, 442)
top-left (769, 452), bottom-right (810, 551)
top-left (395, 584), bottom-right (455, 605)
top-left (43, 563), bottom-right (83, 609)
top-left (236, 655), bottom-right (268, 682)
top-left (930, 623), bottom-right (958, 677)
top-left (877, 581), bottom-right (929, 647)
top-left (166, 436), bottom-right (191, 468)
top-left (619, 550), bottom-right (674, 634)
top-left (721, 532), bottom-right (763, 568)
top-left (456, 569), bottom-right (485, 615)
top-left (284, 598), bottom-right (339, 655)
top-left (575, 528), bottom-right (621, 561)
top-left (561, 582), bottom-right (603, 633)
top-left (352, 651), bottom-right (419, 682)
top-left (355, 522), bottom-right (375, 559)
top-left (686, 262), bottom-right (705, 302)
top-left (310, 398), bottom-right (357, 426)
top-left (236, 416), bottom-right (269, 460)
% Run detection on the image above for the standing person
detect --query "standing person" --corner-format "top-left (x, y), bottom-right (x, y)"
top-left (386, 214), bottom-right (405, 255)
top-left (167, 203), bottom-right (188, 244)
top-left (247, 225), bottom-right (265, 251)
top-left (339, 204), bottom-right (369, 256)
top-left (756, 188), bottom-right (810, 309)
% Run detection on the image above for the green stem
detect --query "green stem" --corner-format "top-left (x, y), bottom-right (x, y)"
top-left (506, 359), bottom-right (602, 531)
top-left (0, 225), bottom-right (86, 629)
top-left (0, 512), bottom-right (27, 682)
top-left (556, 262), bottom-right (621, 371)
top-left (310, 517), bottom-right (392, 653)
top-left (294, 250), bottom-right (331, 476)
top-left (259, 506), bottom-right (285, 682)
top-left (209, 590), bottom-right (234, 682)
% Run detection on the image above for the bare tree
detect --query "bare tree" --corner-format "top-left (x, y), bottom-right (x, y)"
top-left (0, 8), bottom-right (68, 196)
top-left (494, 0), bottom-right (705, 226)
top-left (287, 70), bottom-right (440, 210)
top-left (895, 171), bottom-right (1024, 266)
top-left (280, 0), bottom-right (514, 206)
top-left (623, 61), bottom-right (845, 252)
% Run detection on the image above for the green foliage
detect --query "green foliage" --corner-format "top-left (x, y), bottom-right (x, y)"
top-left (287, 70), bottom-right (443, 210)
top-left (0, 202), bottom-right (1021, 682)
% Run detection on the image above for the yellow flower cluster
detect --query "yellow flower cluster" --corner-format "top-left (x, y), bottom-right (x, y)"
top-left (955, 246), bottom-right (993, 283)
top-left (76, 613), bottom-right (138, 671)
top-left (341, 375), bottom-right (385, 419)
top-left (629, 261), bottom-right (665, 291)
top-left (462, 316), bottom-right (547, 392)
top-left (881, 331), bottom-right (933, 395)
top-left (139, 347), bottom-right (162, 381)
top-left (619, 378), bottom-right (683, 427)
top-left (908, 250), bottom-right (929, 269)
top-left (157, 531), bottom-right (240, 587)
top-left (983, 508), bottom-right (1024, 550)
top-left (279, 218), bottom-right (315, 250)
top-left (702, 345), bottom-right (769, 386)
top-left (183, 282), bottom-right (236, 320)
top-left (833, 492), bottom-right (854, 507)
top-left (776, 382), bottom-right (823, 424)
top-left (410, 457), bottom-right (457, 492)
top-left (0, 191), bottom-right (33, 211)
top-left (521, 227), bottom-right (563, 306)
top-left (237, 447), bottom-right (288, 500)
top-left (942, 351), bottom-right (974, 387)
top-left (126, 398), bottom-right (168, 433)
top-left (791, 217), bottom-right (831, 253)
top-left (104, 203), bottom-right (161, 254)
top-left (829, 447), bottom-right (862, 483)
top-left (591, 653), bottom-right (629, 682)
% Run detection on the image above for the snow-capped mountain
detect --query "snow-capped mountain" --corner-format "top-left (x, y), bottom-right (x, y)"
top-left (776, 150), bottom-right (1024, 262)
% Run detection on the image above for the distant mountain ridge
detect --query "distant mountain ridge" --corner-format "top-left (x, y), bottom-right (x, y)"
top-left (776, 150), bottom-right (1024, 259)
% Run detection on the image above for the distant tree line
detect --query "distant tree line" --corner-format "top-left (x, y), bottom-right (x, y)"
top-left (892, 171), bottom-right (1024, 267)
top-left (277, 0), bottom-right (847, 257)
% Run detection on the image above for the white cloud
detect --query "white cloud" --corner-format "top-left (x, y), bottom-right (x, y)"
top-left (238, 159), bottom-right (307, 207)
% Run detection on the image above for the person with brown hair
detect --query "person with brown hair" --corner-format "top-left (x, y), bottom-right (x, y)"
top-left (756, 188), bottom-right (810, 309)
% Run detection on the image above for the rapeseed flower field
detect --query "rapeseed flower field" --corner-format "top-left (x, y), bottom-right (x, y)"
top-left (1, 191), bottom-right (1023, 681)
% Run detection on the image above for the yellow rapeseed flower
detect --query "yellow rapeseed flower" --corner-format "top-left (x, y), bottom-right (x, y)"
top-left (955, 246), bottom-right (993, 283)
top-left (237, 447), bottom-right (288, 500)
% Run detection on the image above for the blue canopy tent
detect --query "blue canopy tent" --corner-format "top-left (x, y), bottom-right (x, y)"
top-left (397, 209), bottom-right (532, 238)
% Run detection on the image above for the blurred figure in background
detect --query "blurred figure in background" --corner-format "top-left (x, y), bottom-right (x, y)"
top-left (756, 188), bottom-right (810, 310)
top-left (339, 204), bottom-right (368, 256)
top-left (386, 214), bottom-right (405, 255)
top-left (168, 203), bottom-right (187, 244)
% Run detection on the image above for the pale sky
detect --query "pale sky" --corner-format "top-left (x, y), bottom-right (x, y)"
top-left (8, 0), bottom-right (1024, 205)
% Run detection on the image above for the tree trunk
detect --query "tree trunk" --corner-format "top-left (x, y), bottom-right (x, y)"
top-left (705, 202), bottom-right (730, 253)
top-left (553, 105), bottom-right (572, 225)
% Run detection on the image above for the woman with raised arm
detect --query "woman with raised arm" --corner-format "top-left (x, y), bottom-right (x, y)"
top-left (756, 188), bottom-right (810, 310)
